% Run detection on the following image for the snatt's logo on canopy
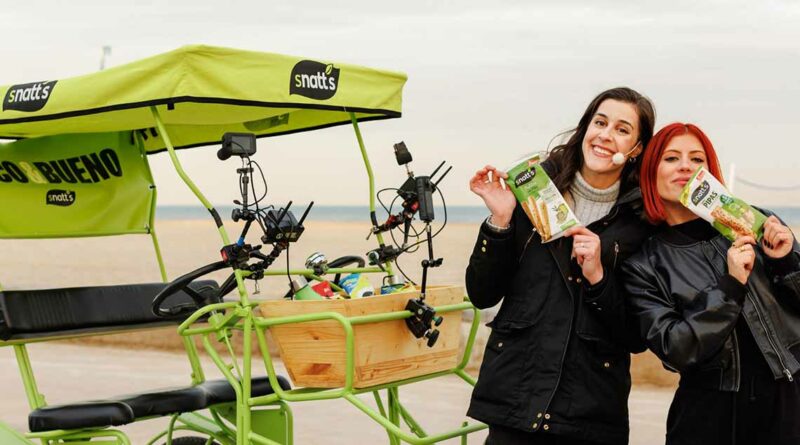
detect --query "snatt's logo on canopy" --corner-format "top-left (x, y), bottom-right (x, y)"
top-left (46, 190), bottom-right (76, 207)
top-left (290, 61), bottom-right (340, 100)
top-left (3, 81), bottom-right (57, 112)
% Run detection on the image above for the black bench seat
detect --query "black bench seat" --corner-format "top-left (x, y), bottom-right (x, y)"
top-left (29, 375), bottom-right (292, 432)
top-left (0, 281), bottom-right (220, 341)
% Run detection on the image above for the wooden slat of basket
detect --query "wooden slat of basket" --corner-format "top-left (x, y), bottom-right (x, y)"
top-left (259, 285), bottom-right (463, 388)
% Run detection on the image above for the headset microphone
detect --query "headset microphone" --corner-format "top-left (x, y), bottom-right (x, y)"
top-left (611, 141), bottom-right (641, 166)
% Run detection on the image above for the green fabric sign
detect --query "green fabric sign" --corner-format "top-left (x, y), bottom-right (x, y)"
top-left (0, 132), bottom-right (155, 238)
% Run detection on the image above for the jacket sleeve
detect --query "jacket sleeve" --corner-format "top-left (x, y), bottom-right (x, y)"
top-left (621, 259), bottom-right (747, 372)
top-left (584, 270), bottom-right (647, 353)
top-left (465, 219), bottom-right (518, 309)
top-left (758, 208), bottom-right (800, 303)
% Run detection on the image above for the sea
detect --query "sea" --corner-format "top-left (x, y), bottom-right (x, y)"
top-left (155, 205), bottom-right (800, 226)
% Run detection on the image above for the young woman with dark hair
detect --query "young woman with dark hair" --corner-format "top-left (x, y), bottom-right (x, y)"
top-left (622, 122), bottom-right (800, 445)
top-left (466, 87), bottom-right (656, 445)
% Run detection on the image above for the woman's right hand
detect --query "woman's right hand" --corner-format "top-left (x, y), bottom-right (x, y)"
top-left (728, 236), bottom-right (756, 285)
top-left (469, 165), bottom-right (517, 226)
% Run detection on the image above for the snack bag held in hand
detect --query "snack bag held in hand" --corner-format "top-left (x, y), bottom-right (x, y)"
top-left (505, 153), bottom-right (580, 242)
top-left (680, 166), bottom-right (767, 241)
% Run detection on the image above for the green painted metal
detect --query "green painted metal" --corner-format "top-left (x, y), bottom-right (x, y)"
top-left (26, 428), bottom-right (131, 444)
top-left (136, 130), bottom-right (170, 284)
top-left (261, 266), bottom-right (383, 276)
top-left (398, 400), bottom-right (428, 438)
top-left (349, 112), bottom-right (396, 278)
top-left (13, 345), bottom-right (44, 410)
top-left (0, 420), bottom-right (33, 444)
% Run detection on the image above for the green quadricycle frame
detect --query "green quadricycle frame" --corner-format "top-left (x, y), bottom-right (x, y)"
top-left (0, 45), bottom-right (486, 444)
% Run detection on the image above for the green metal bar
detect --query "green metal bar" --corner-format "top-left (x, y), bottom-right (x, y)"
top-left (388, 388), bottom-right (401, 445)
top-left (135, 131), bottom-right (169, 284)
top-left (209, 408), bottom-right (239, 440)
top-left (166, 414), bottom-right (179, 445)
top-left (373, 391), bottom-right (389, 419)
top-left (456, 306), bottom-right (482, 371)
top-left (241, 314), bottom-right (253, 445)
top-left (174, 411), bottom-right (235, 445)
top-left (349, 112), bottom-right (395, 277)
top-left (149, 106), bottom-right (252, 309)
top-left (254, 302), bottom-right (473, 330)
top-left (26, 428), bottom-right (131, 444)
top-left (182, 336), bottom-right (206, 384)
top-left (351, 370), bottom-right (457, 396)
top-left (150, 230), bottom-right (168, 283)
top-left (13, 345), bottom-right (44, 409)
top-left (398, 400), bottom-right (428, 438)
top-left (261, 266), bottom-right (383, 277)
top-left (454, 369), bottom-right (477, 387)
top-left (177, 302), bottom-right (243, 336)
top-left (149, 107), bottom-right (218, 226)
top-left (373, 391), bottom-right (399, 445)
top-left (282, 400), bottom-right (295, 445)
top-left (247, 432), bottom-right (282, 445)
top-left (343, 393), bottom-right (486, 445)
top-left (200, 334), bottom-right (245, 445)
top-left (306, 273), bottom-right (345, 293)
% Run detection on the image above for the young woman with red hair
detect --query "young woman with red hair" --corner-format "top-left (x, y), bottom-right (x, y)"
top-left (622, 123), bottom-right (800, 444)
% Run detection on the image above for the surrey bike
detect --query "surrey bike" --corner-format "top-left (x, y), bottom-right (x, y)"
top-left (0, 45), bottom-right (485, 444)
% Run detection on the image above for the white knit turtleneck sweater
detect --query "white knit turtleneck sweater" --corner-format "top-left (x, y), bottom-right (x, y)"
top-left (569, 171), bottom-right (620, 226)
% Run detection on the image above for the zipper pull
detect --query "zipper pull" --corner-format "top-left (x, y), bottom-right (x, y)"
top-left (784, 369), bottom-right (794, 382)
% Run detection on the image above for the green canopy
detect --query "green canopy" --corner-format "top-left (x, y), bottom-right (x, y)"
top-left (0, 45), bottom-right (406, 152)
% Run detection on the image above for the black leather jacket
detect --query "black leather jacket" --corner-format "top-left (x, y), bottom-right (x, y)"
top-left (622, 215), bottom-right (800, 391)
top-left (466, 169), bottom-right (651, 445)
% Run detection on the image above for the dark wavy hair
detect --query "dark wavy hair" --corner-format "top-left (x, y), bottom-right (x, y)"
top-left (547, 87), bottom-right (656, 193)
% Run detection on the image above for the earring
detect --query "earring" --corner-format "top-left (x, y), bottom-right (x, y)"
top-left (628, 156), bottom-right (637, 163)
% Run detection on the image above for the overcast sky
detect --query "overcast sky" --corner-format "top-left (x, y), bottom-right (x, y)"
top-left (2, 0), bottom-right (799, 207)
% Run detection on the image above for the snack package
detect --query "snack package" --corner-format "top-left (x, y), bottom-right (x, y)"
top-left (339, 273), bottom-right (375, 298)
top-left (380, 283), bottom-right (415, 295)
top-left (505, 153), bottom-right (580, 242)
top-left (680, 167), bottom-right (767, 241)
top-left (312, 281), bottom-right (336, 298)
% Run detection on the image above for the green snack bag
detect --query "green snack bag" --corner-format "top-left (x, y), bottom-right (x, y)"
top-left (504, 153), bottom-right (580, 242)
top-left (680, 166), bottom-right (767, 241)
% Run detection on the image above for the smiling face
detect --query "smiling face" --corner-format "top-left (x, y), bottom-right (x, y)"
top-left (580, 99), bottom-right (641, 188)
top-left (656, 133), bottom-right (709, 205)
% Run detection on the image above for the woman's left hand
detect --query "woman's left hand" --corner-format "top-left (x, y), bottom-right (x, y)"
top-left (565, 226), bottom-right (603, 285)
top-left (761, 215), bottom-right (795, 259)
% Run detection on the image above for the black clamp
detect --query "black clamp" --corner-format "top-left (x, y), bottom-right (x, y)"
top-left (404, 298), bottom-right (444, 347)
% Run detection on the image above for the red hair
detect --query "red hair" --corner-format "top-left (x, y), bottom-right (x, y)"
top-left (640, 123), bottom-right (724, 224)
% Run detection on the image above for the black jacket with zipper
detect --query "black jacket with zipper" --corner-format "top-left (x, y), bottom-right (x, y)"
top-left (465, 165), bottom-right (652, 445)
top-left (621, 212), bottom-right (800, 392)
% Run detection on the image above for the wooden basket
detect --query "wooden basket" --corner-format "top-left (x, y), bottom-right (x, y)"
top-left (258, 285), bottom-right (464, 389)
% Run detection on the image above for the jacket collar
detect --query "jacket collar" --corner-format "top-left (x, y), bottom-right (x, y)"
top-left (655, 222), bottom-right (728, 247)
